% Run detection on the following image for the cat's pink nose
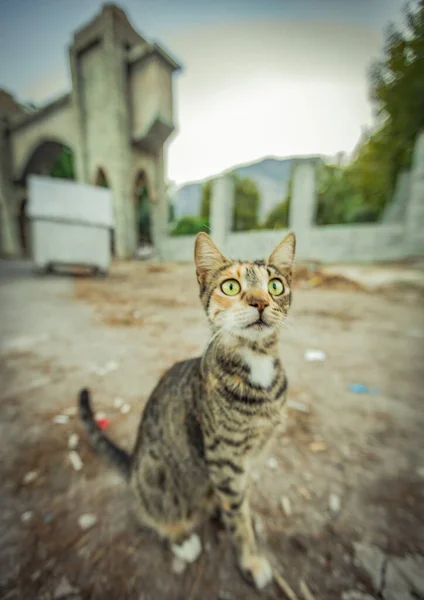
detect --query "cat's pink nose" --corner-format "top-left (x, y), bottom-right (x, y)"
top-left (248, 297), bottom-right (269, 313)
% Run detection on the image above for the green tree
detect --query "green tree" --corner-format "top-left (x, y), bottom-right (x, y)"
top-left (370, 0), bottom-right (424, 189)
top-left (264, 200), bottom-right (289, 229)
top-left (171, 216), bottom-right (210, 236)
top-left (50, 147), bottom-right (74, 180)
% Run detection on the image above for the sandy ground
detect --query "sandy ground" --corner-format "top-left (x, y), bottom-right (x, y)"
top-left (0, 258), bottom-right (424, 600)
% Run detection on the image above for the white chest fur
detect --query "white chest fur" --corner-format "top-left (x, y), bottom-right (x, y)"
top-left (241, 349), bottom-right (275, 388)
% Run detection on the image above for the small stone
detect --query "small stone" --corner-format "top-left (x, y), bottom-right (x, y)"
top-left (298, 486), bottom-right (311, 500)
top-left (171, 556), bottom-right (187, 574)
top-left (309, 440), bottom-right (327, 453)
top-left (113, 397), bottom-right (124, 409)
top-left (53, 415), bottom-right (69, 425)
top-left (78, 513), bottom-right (97, 531)
top-left (54, 575), bottom-right (79, 599)
top-left (21, 511), bottom-right (33, 523)
top-left (304, 349), bottom-right (326, 362)
top-left (329, 494), bottom-right (341, 513)
top-left (267, 456), bottom-right (278, 470)
top-left (22, 470), bottom-right (39, 484)
top-left (120, 403), bottom-right (131, 414)
top-left (68, 434), bottom-right (79, 450)
top-left (280, 496), bottom-right (292, 517)
top-left (69, 451), bottom-right (83, 471)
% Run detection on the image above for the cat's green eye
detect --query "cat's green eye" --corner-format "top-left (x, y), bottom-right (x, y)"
top-left (221, 279), bottom-right (241, 296)
top-left (268, 278), bottom-right (284, 296)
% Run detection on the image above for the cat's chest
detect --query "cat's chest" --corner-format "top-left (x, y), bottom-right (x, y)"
top-left (240, 350), bottom-right (276, 388)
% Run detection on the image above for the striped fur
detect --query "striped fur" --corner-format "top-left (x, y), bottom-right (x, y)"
top-left (78, 232), bottom-right (296, 590)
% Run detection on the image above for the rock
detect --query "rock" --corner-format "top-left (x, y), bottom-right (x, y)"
top-left (329, 494), bottom-right (341, 513)
top-left (390, 555), bottom-right (424, 597)
top-left (304, 349), bottom-right (326, 362)
top-left (53, 415), bottom-right (69, 425)
top-left (54, 576), bottom-right (79, 598)
top-left (113, 397), bottom-right (124, 409)
top-left (78, 514), bottom-right (97, 531)
top-left (267, 456), bottom-right (278, 470)
top-left (353, 543), bottom-right (385, 592)
top-left (120, 403), bottom-right (131, 414)
top-left (171, 556), bottom-right (187, 575)
top-left (309, 441), bottom-right (327, 453)
top-left (22, 470), bottom-right (39, 485)
top-left (68, 451), bottom-right (83, 471)
top-left (342, 592), bottom-right (375, 600)
top-left (21, 511), bottom-right (33, 523)
top-left (383, 560), bottom-right (415, 600)
top-left (68, 434), bottom-right (79, 450)
top-left (280, 495), bottom-right (292, 517)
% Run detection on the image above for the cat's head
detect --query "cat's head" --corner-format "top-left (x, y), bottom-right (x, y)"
top-left (194, 232), bottom-right (296, 341)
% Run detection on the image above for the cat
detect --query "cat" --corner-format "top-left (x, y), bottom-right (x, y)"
top-left (78, 231), bottom-right (296, 590)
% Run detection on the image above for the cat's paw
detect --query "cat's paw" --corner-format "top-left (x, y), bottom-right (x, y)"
top-left (239, 553), bottom-right (273, 589)
top-left (171, 533), bottom-right (202, 563)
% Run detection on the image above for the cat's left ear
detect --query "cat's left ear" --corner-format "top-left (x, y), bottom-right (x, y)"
top-left (268, 232), bottom-right (296, 273)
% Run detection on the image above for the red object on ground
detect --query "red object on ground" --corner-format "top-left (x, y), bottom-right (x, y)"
top-left (96, 417), bottom-right (110, 430)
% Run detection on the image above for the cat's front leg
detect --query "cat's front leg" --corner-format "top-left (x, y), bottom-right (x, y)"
top-left (209, 469), bottom-right (273, 589)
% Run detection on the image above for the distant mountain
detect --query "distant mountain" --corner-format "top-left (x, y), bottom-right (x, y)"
top-left (172, 155), bottom-right (322, 222)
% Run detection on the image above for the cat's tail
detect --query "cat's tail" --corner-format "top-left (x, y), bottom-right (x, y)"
top-left (78, 388), bottom-right (131, 479)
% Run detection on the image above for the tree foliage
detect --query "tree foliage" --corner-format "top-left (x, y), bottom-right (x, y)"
top-left (50, 147), bottom-right (74, 180)
top-left (171, 216), bottom-right (210, 236)
top-left (200, 174), bottom-right (260, 231)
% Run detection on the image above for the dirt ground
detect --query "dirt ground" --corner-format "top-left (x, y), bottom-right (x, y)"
top-left (0, 258), bottom-right (424, 600)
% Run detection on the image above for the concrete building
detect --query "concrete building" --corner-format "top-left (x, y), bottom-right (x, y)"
top-left (0, 4), bottom-right (181, 259)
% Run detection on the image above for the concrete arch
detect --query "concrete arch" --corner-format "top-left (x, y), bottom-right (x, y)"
top-left (15, 137), bottom-right (74, 183)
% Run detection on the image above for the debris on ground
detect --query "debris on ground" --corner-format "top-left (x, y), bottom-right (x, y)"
top-left (22, 470), bottom-right (39, 485)
top-left (63, 406), bottom-right (77, 416)
top-left (309, 441), bottom-right (327, 453)
top-left (52, 415), bottom-right (69, 425)
top-left (280, 496), bottom-right (292, 517)
top-left (53, 575), bottom-right (80, 599)
top-left (287, 399), bottom-right (310, 413)
top-left (21, 511), bottom-right (33, 523)
top-left (120, 403), bottom-right (131, 414)
top-left (304, 349), bottom-right (326, 362)
top-left (68, 451), bottom-right (83, 472)
top-left (298, 486), bottom-right (311, 500)
top-left (267, 457), bottom-right (278, 470)
top-left (68, 433), bottom-right (79, 450)
top-left (273, 571), bottom-right (300, 600)
top-left (95, 411), bottom-right (110, 430)
top-left (78, 514), bottom-right (97, 531)
top-left (113, 397), bottom-right (124, 409)
top-left (348, 383), bottom-right (379, 395)
top-left (329, 494), bottom-right (341, 514)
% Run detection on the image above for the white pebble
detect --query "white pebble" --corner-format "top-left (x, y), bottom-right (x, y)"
top-left (68, 451), bottom-right (83, 472)
top-left (304, 349), bottom-right (326, 362)
top-left (95, 411), bottom-right (107, 421)
top-left (267, 457), bottom-right (278, 470)
top-left (329, 493), bottom-right (341, 513)
top-left (52, 415), bottom-right (69, 425)
top-left (21, 511), bottom-right (33, 523)
top-left (68, 434), bottom-right (79, 450)
top-left (22, 470), bottom-right (39, 484)
top-left (280, 496), bottom-right (292, 517)
top-left (113, 397), bottom-right (124, 409)
top-left (78, 513), bottom-right (97, 530)
top-left (120, 403), bottom-right (131, 414)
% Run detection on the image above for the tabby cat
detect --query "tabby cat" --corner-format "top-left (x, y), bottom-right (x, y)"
top-left (79, 231), bottom-right (296, 589)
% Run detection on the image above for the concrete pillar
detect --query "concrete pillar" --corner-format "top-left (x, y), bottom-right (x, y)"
top-left (150, 149), bottom-right (168, 260)
top-left (288, 160), bottom-right (317, 232)
top-left (210, 175), bottom-right (235, 251)
top-left (382, 170), bottom-right (411, 223)
top-left (405, 130), bottom-right (424, 255)
top-left (0, 119), bottom-right (20, 256)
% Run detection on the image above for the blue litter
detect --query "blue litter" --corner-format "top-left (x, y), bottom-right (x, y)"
top-left (349, 383), bottom-right (379, 395)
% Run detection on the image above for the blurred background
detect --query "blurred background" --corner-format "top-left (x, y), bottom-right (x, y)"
top-left (0, 1), bottom-right (423, 599)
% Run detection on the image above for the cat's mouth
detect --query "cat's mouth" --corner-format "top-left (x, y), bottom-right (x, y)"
top-left (246, 317), bottom-right (270, 329)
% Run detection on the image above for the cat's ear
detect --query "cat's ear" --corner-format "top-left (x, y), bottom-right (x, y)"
top-left (268, 232), bottom-right (296, 272)
top-left (194, 233), bottom-right (228, 286)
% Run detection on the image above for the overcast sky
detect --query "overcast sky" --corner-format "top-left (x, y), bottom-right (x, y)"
top-left (0, 0), bottom-right (406, 184)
